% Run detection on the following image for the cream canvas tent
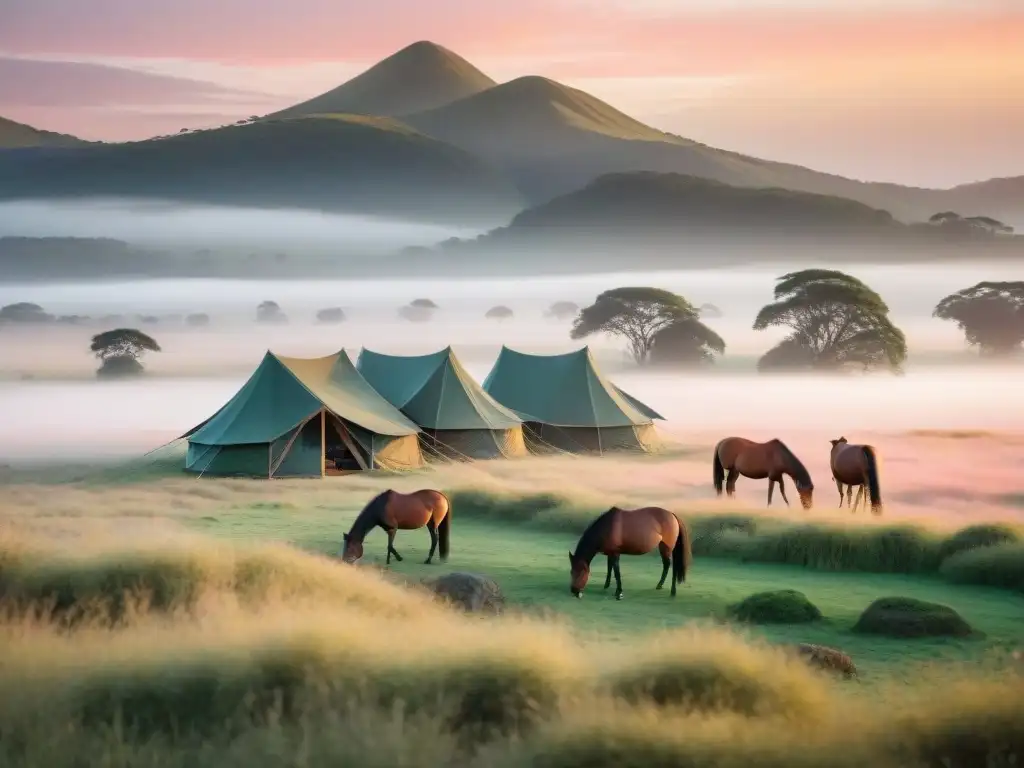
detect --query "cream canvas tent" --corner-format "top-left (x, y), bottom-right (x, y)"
top-left (356, 346), bottom-right (527, 459)
top-left (182, 350), bottom-right (424, 477)
top-left (482, 345), bottom-right (664, 453)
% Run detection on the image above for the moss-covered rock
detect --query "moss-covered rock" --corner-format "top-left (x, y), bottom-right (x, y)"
top-left (726, 590), bottom-right (822, 625)
top-left (852, 597), bottom-right (973, 638)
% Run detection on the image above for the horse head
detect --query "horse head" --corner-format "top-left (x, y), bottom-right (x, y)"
top-left (797, 483), bottom-right (814, 510)
top-left (829, 436), bottom-right (848, 447)
top-left (568, 550), bottom-right (590, 598)
top-left (340, 532), bottom-right (363, 563)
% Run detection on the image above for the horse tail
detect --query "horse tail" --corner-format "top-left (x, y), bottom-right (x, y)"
top-left (713, 441), bottom-right (725, 496)
top-left (862, 447), bottom-right (883, 514)
top-left (437, 491), bottom-right (451, 560)
top-left (673, 514), bottom-right (692, 584)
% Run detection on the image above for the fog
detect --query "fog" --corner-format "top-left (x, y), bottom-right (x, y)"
top-left (0, 199), bottom-right (483, 252)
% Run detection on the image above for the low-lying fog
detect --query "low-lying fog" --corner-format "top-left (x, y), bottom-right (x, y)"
top-left (0, 199), bottom-right (483, 251)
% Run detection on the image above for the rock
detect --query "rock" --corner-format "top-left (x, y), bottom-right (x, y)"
top-left (726, 590), bottom-right (823, 624)
top-left (423, 572), bottom-right (505, 615)
top-left (852, 596), bottom-right (974, 638)
top-left (789, 643), bottom-right (857, 679)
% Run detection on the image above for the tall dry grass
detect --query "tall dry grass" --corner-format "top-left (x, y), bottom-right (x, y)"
top-left (1, 532), bottom-right (1023, 768)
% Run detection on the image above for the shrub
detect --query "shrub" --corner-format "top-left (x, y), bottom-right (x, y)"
top-left (726, 590), bottom-right (822, 624)
top-left (938, 524), bottom-right (1021, 563)
top-left (852, 597), bottom-right (974, 638)
top-left (940, 542), bottom-right (1024, 593)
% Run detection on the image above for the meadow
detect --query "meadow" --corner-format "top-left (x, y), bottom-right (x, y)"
top-left (2, 430), bottom-right (1024, 767)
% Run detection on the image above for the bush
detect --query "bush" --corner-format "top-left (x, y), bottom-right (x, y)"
top-left (726, 590), bottom-right (822, 624)
top-left (938, 524), bottom-right (1021, 563)
top-left (852, 597), bottom-right (974, 638)
top-left (940, 542), bottom-right (1024, 593)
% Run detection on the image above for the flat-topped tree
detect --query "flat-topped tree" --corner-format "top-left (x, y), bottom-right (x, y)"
top-left (570, 287), bottom-right (720, 365)
top-left (933, 281), bottom-right (1024, 356)
top-left (316, 307), bottom-right (346, 324)
top-left (545, 301), bottom-right (579, 320)
top-left (256, 300), bottom-right (287, 324)
top-left (485, 305), bottom-right (513, 321)
top-left (90, 328), bottom-right (160, 378)
top-left (753, 269), bottom-right (907, 373)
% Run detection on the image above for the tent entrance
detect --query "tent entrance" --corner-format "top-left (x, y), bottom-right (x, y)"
top-left (324, 412), bottom-right (370, 474)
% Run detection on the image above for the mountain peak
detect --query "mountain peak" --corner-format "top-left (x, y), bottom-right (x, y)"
top-left (0, 115), bottom-right (86, 149)
top-left (269, 42), bottom-right (496, 120)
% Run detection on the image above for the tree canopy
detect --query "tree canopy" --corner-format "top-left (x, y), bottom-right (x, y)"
top-left (753, 269), bottom-right (907, 373)
top-left (0, 302), bottom-right (53, 324)
top-left (570, 286), bottom-right (723, 364)
top-left (933, 281), bottom-right (1024, 356)
top-left (256, 300), bottom-right (287, 324)
top-left (545, 300), bottom-right (579, 320)
top-left (90, 328), bottom-right (161, 378)
top-left (316, 307), bottom-right (346, 324)
top-left (485, 305), bottom-right (513, 320)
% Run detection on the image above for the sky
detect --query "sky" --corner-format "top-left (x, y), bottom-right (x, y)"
top-left (1, 0), bottom-right (1022, 187)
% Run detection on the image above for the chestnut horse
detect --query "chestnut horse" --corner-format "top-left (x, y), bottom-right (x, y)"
top-left (829, 437), bottom-right (883, 515)
top-left (713, 436), bottom-right (814, 509)
top-left (340, 488), bottom-right (450, 565)
top-left (568, 506), bottom-right (691, 600)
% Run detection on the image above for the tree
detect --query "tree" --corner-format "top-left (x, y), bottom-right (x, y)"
top-left (89, 328), bottom-right (161, 379)
top-left (186, 313), bottom-right (210, 327)
top-left (485, 305), bottom-right (514, 321)
top-left (933, 281), bottom-right (1024, 356)
top-left (545, 301), bottom-right (579, 320)
top-left (410, 298), bottom-right (439, 309)
top-left (399, 299), bottom-right (438, 323)
top-left (316, 307), bottom-right (346, 324)
top-left (256, 300), bottom-right (287, 324)
top-left (753, 269), bottom-right (907, 373)
top-left (649, 317), bottom-right (726, 366)
top-left (927, 211), bottom-right (1014, 236)
top-left (570, 287), bottom-right (714, 364)
top-left (0, 302), bottom-right (53, 324)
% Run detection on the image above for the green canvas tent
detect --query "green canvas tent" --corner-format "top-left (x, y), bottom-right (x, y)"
top-left (356, 346), bottom-right (527, 460)
top-left (182, 350), bottom-right (424, 477)
top-left (482, 345), bottom-right (663, 454)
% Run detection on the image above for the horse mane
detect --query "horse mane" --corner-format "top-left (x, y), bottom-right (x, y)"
top-left (574, 506), bottom-right (619, 562)
top-left (349, 489), bottom-right (393, 539)
top-left (771, 440), bottom-right (813, 488)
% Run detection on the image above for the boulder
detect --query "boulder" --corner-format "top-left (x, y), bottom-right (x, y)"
top-left (852, 596), bottom-right (973, 638)
top-left (789, 643), bottom-right (857, 679)
top-left (423, 572), bottom-right (505, 615)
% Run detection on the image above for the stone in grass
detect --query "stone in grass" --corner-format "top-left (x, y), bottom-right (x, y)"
top-left (727, 590), bottom-right (823, 624)
top-left (423, 571), bottom-right (505, 615)
top-left (789, 644), bottom-right (858, 679)
top-left (852, 597), bottom-right (973, 639)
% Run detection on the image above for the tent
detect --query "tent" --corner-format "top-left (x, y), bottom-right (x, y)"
top-left (182, 350), bottom-right (424, 477)
top-left (356, 346), bottom-right (527, 460)
top-left (482, 345), bottom-right (664, 453)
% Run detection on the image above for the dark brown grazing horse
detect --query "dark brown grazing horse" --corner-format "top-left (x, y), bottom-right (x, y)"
top-left (713, 436), bottom-right (814, 509)
top-left (829, 437), bottom-right (883, 515)
top-left (568, 506), bottom-right (691, 600)
top-left (340, 489), bottom-right (450, 565)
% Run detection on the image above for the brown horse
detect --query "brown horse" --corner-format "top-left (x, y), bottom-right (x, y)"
top-left (568, 506), bottom-right (691, 600)
top-left (713, 436), bottom-right (814, 509)
top-left (829, 437), bottom-right (883, 515)
top-left (340, 489), bottom-right (450, 565)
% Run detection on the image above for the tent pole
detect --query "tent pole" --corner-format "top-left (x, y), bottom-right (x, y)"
top-left (268, 443), bottom-right (273, 479)
top-left (320, 408), bottom-right (326, 478)
top-left (597, 427), bottom-right (603, 457)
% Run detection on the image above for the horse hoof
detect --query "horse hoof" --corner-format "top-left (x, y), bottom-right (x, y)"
top-left (615, 593), bottom-right (623, 601)
top-left (423, 559), bottom-right (432, 565)
top-left (656, 584), bottom-right (664, 590)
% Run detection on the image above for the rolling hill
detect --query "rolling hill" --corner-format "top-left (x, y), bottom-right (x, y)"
top-left (268, 41), bottom-right (497, 119)
top-left (0, 114), bottom-right (525, 226)
top-left (0, 116), bottom-right (87, 149)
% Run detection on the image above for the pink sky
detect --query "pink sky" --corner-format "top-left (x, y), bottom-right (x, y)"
top-left (2, 0), bottom-right (1022, 187)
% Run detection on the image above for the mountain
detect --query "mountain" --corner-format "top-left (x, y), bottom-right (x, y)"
top-left (943, 176), bottom-right (1024, 228)
top-left (269, 41), bottom-right (497, 120)
top-left (403, 76), bottom-right (1020, 223)
top-left (0, 116), bottom-right (87, 149)
top-left (0, 114), bottom-right (525, 226)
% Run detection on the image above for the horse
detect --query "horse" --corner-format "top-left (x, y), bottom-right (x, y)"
top-left (339, 489), bottom-right (451, 565)
top-left (568, 506), bottom-right (691, 600)
top-left (829, 437), bottom-right (883, 515)
top-left (713, 436), bottom-right (814, 509)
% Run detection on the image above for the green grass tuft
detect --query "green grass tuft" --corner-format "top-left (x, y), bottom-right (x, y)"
top-left (726, 590), bottom-right (823, 624)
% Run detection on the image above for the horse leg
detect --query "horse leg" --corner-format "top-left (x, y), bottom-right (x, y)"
top-left (767, 478), bottom-right (775, 507)
top-left (725, 468), bottom-right (739, 497)
top-left (612, 555), bottom-right (623, 601)
top-left (777, 476), bottom-right (791, 507)
top-left (604, 555), bottom-right (614, 590)
top-left (835, 479), bottom-right (844, 507)
top-left (424, 520), bottom-right (438, 564)
top-left (656, 542), bottom-right (671, 590)
top-left (386, 528), bottom-right (403, 563)
top-left (853, 486), bottom-right (865, 514)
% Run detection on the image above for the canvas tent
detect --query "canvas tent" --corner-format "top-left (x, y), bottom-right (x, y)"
top-left (356, 346), bottom-right (528, 459)
top-left (182, 350), bottom-right (424, 477)
top-left (482, 345), bottom-right (663, 453)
